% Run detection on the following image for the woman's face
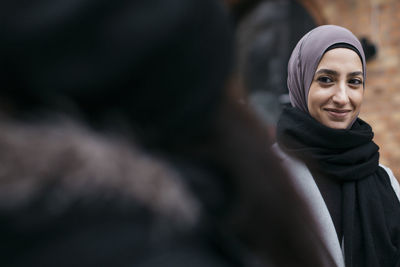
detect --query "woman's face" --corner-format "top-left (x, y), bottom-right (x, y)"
top-left (307, 48), bottom-right (364, 129)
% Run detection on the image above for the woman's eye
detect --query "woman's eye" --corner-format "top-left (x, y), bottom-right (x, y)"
top-left (317, 76), bottom-right (333, 83)
top-left (349, 78), bottom-right (362, 85)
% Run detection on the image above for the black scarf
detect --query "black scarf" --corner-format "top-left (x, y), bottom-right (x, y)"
top-left (276, 107), bottom-right (400, 267)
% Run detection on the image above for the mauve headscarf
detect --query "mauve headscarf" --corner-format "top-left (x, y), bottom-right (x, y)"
top-left (287, 25), bottom-right (366, 113)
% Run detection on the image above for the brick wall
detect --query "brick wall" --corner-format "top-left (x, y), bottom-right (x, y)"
top-left (299, 0), bottom-right (400, 179)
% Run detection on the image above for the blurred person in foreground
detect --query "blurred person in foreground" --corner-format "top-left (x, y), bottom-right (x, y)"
top-left (1, 0), bottom-right (334, 266)
top-left (274, 25), bottom-right (400, 267)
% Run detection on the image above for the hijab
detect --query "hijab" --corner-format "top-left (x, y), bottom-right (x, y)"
top-left (287, 25), bottom-right (366, 113)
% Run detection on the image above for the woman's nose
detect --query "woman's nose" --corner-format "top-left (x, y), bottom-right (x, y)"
top-left (332, 82), bottom-right (349, 105)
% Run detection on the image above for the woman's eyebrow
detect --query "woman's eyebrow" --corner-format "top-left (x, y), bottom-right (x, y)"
top-left (315, 69), bottom-right (338, 76)
top-left (315, 69), bottom-right (363, 77)
top-left (348, 71), bottom-right (363, 77)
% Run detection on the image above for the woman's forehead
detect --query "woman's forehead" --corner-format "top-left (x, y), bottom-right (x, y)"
top-left (316, 48), bottom-right (363, 72)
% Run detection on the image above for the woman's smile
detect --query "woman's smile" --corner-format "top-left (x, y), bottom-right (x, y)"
top-left (324, 108), bottom-right (352, 119)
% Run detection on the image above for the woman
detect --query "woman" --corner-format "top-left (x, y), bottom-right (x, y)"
top-left (275, 24), bottom-right (400, 267)
top-left (0, 0), bottom-right (334, 266)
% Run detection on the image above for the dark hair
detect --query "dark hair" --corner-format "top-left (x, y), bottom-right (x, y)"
top-left (1, 0), bottom-right (233, 150)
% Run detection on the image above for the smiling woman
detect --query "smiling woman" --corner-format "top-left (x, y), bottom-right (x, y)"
top-left (274, 25), bottom-right (400, 267)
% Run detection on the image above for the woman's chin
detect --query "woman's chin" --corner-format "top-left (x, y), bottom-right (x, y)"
top-left (319, 118), bottom-right (352, 129)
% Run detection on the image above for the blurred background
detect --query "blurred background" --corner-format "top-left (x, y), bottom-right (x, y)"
top-left (227, 0), bottom-right (400, 179)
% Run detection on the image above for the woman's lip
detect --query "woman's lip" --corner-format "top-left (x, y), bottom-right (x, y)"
top-left (324, 108), bottom-right (351, 118)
